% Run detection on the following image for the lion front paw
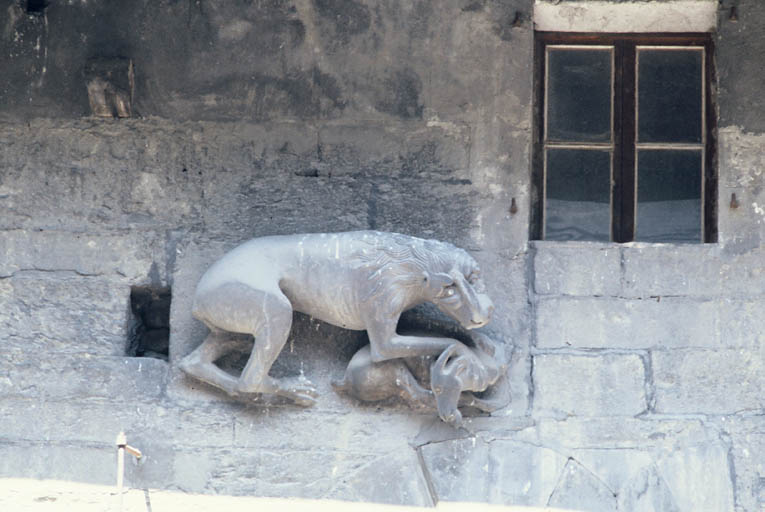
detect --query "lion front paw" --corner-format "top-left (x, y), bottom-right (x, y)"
top-left (275, 376), bottom-right (319, 407)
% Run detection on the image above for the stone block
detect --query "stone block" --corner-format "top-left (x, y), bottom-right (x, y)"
top-left (719, 248), bottom-right (765, 298)
top-left (201, 172), bottom-right (371, 240)
top-left (418, 437), bottom-right (568, 506)
top-left (318, 124), bottom-right (406, 175)
top-left (167, 446), bottom-right (426, 501)
top-left (168, 239), bottom-right (228, 363)
top-left (717, 127), bottom-right (765, 248)
top-left (0, 230), bottom-right (160, 282)
top-left (0, 352), bottom-right (168, 402)
top-left (567, 443), bottom-right (734, 512)
top-left (0, 121), bottom-right (206, 230)
top-left (532, 417), bottom-right (716, 450)
top-left (324, 448), bottom-right (432, 506)
top-left (0, 398), bottom-right (158, 445)
top-left (533, 242), bottom-right (621, 296)
top-left (0, 442), bottom-right (116, 486)
top-left (532, 353), bottom-right (647, 417)
top-left (621, 244), bottom-right (723, 297)
top-left (653, 349), bottom-right (765, 414)
top-left (536, 297), bottom-right (719, 349)
top-left (547, 459), bottom-right (618, 511)
top-left (717, 299), bottom-right (765, 347)
top-left (0, 273), bottom-right (128, 356)
top-left (723, 417), bottom-right (765, 512)
top-left (655, 443), bottom-right (736, 511)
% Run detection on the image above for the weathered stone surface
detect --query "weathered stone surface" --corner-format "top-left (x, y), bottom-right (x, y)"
top-left (566, 449), bottom-right (679, 512)
top-left (721, 416), bottom-right (765, 512)
top-left (653, 349), bottom-right (765, 414)
top-left (0, 353), bottom-right (167, 402)
top-left (0, 273), bottom-right (128, 355)
top-left (718, 125), bottom-right (765, 250)
top-left (532, 353), bottom-right (647, 417)
top-left (0, 229), bottom-right (160, 282)
top-left (568, 444), bottom-right (735, 512)
top-left (323, 449), bottom-right (432, 506)
top-left (166, 446), bottom-right (428, 501)
top-left (547, 458), bottom-right (618, 511)
top-left (718, 249), bottom-right (765, 298)
top-left (0, 442), bottom-right (116, 486)
top-left (0, 121), bottom-right (205, 231)
top-left (533, 242), bottom-right (621, 297)
top-left (532, 417), bottom-right (719, 451)
top-left (536, 297), bottom-right (718, 349)
top-left (621, 244), bottom-right (723, 298)
top-left (717, 0), bottom-right (765, 132)
top-left (654, 443), bottom-right (736, 511)
top-left (168, 239), bottom-right (229, 363)
top-left (419, 437), bottom-right (569, 506)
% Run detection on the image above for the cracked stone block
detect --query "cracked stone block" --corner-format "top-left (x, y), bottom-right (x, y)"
top-left (532, 353), bottom-right (647, 417)
top-left (533, 242), bottom-right (621, 297)
top-left (324, 449), bottom-right (432, 506)
top-left (418, 437), bottom-right (568, 506)
top-left (0, 230), bottom-right (159, 282)
top-left (568, 449), bottom-right (682, 512)
top-left (547, 458), bottom-right (618, 511)
top-left (653, 349), bottom-right (765, 414)
top-left (536, 297), bottom-right (718, 349)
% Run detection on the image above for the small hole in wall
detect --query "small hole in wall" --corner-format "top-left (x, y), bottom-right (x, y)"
top-left (127, 286), bottom-right (171, 360)
top-left (26, 0), bottom-right (46, 14)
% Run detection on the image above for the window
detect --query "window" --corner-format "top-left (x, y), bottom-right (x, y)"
top-left (532, 34), bottom-right (716, 243)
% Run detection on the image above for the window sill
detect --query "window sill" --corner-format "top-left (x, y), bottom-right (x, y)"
top-left (531, 240), bottom-right (720, 250)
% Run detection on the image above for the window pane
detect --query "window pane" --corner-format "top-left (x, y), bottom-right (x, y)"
top-left (547, 48), bottom-right (612, 143)
top-left (545, 149), bottom-right (612, 241)
top-left (636, 150), bottom-right (702, 243)
top-left (638, 49), bottom-right (703, 143)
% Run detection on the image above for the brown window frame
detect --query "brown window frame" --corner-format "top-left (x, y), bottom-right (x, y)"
top-left (531, 32), bottom-right (717, 243)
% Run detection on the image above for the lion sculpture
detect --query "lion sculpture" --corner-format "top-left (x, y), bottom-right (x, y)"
top-left (180, 231), bottom-right (495, 406)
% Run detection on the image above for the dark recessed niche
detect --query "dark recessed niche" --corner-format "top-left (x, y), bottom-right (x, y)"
top-left (127, 286), bottom-right (171, 360)
top-left (26, 0), bottom-right (46, 14)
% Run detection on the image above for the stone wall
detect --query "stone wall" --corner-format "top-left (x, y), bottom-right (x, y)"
top-left (0, 0), bottom-right (763, 510)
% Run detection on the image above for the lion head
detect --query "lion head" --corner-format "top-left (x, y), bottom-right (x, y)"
top-left (355, 232), bottom-right (494, 329)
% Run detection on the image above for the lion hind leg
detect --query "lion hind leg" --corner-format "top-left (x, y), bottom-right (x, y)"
top-left (192, 282), bottom-right (317, 406)
top-left (230, 287), bottom-right (318, 406)
top-left (178, 329), bottom-right (240, 396)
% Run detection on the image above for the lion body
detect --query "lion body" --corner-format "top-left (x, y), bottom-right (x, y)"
top-left (193, 231), bottom-right (476, 332)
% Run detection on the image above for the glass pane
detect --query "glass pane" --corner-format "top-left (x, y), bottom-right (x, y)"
top-left (638, 49), bottom-right (703, 143)
top-left (636, 150), bottom-right (702, 243)
top-left (545, 149), bottom-right (612, 241)
top-left (547, 48), bottom-right (612, 143)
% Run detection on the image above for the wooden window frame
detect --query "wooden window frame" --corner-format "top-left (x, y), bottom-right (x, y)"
top-left (531, 32), bottom-right (717, 243)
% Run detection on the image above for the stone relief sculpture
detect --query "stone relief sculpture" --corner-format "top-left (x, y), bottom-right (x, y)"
top-left (180, 230), bottom-right (506, 422)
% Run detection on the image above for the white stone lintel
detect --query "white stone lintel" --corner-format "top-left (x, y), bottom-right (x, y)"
top-left (534, 1), bottom-right (718, 33)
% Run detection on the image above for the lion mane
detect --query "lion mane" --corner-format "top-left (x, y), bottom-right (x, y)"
top-left (352, 232), bottom-right (478, 313)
